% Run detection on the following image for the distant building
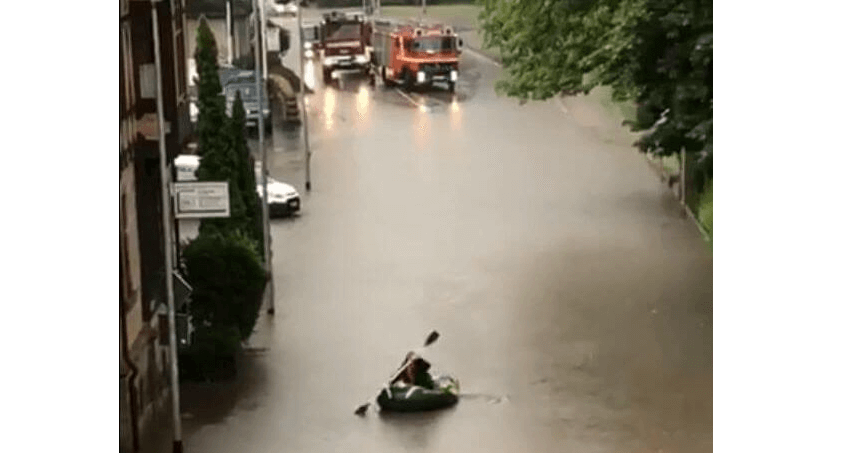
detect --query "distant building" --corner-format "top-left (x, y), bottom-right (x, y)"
top-left (185, 0), bottom-right (254, 122)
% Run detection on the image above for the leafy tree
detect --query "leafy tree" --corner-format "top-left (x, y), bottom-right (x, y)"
top-left (193, 17), bottom-right (254, 241)
top-left (183, 230), bottom-right (266, 342)
top-left (194, 18), bottom-right (227, 160)
top-left (227, 91), bottom-right (264, 253)
top-left (478, 0), bottom-right (712, 182)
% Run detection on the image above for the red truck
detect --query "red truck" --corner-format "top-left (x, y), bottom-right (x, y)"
top-left (369, 20), bottom-right (463, 92)
top-left (319, 11), bottom-right (372, 84)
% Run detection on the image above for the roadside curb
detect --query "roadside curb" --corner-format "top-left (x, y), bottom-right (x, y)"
top-left (644, 155), bottom-right (712, 242)
top-left (464, 46), bottom-right (502, 67)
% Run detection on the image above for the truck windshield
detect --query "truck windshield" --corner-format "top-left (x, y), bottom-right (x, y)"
top-left (410, 37), bottom-right (456, 52)
top-left (326, 23), bottom-right (361, 41)
top-left (303, 26), bottom-right (319, 42)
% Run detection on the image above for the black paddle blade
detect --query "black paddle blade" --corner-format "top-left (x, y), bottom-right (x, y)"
top-left (424, 330), bottom-right (440, 347)
top-left (354, 403), bottom-right (370, 416)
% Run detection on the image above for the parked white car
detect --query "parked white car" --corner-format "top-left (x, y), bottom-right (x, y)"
top-left (175, 155), bottom-right (301, 217)
top-left (255, 165), bottom-right (301, 217)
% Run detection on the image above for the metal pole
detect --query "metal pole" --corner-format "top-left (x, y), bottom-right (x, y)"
top-left (151, 2), bottom-right (183, 452)
top-left (255, 0), bottom-right (275, 314)
top-left (226, 0), bottom-right (233, 65)
top-left (298, 1), bottom-right (312, 191)
top-left (680, 149), bottom-right (686, 210)
top-left (259, 0), bottom-right (268, 80)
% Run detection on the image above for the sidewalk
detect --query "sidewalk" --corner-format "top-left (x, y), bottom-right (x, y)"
top-left (137, 390), bottom-right (177, 453)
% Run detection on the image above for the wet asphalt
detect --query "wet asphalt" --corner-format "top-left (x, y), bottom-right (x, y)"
top-left (179, 8), bottom-right (713, 453)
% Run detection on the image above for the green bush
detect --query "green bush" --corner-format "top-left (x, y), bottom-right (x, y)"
top-left (183, 230), bottom-right (266, 342)
top-left (179, 325), bottom-right (240, 381)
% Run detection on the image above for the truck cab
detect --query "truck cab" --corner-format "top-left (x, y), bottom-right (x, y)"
top-left (319, 11), bottom-right (371, 84)
top-left (370, 22), bottom-right (462, 92)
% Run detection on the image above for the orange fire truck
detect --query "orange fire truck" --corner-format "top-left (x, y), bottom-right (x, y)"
top-left (368, 20), bottom-right (463, 92)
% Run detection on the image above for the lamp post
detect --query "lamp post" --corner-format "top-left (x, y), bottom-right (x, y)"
top-left (260, 0), bottom-right (268, 79)
top-left (151, 1), bottom-right (183, 452)
top-left (298, 0), bottom-right (312, 191)
top-left (226, 0), bottom-right (233, 65)
top-left (254, 0), bottom-right (275, 314)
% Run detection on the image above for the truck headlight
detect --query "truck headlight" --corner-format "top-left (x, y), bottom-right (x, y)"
top-left (450, 70), bottom-right (458, 82)
top-left (417, 71), bottom-right (426, 83)
top-left (355, 55), bottom-right (367, 64)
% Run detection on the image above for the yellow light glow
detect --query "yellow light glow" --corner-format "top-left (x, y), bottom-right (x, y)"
top-left (304, 60), bottom-right (316, 91)
top-left (449, 98), bottom-right (461, 131)
top-left (323, 89), bottom-right (336, 131)
top-left (356, 85), bottom-right (369, 119)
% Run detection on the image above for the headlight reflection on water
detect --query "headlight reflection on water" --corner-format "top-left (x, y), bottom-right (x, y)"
top-left (356, 85), bottom-right (369, 120)
top-left (449, 97), bottom-right (462, 131)
top-left (323, 88), bottom-right (336, 131)
top-left (304, 60), bottom-right (316, 91)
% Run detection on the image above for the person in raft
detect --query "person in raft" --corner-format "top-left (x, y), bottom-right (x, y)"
top-left (392, 351), bottom-right (435, 389)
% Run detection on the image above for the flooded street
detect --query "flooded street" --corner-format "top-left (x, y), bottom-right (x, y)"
top-left (181, 11), bottom-right (712, 453)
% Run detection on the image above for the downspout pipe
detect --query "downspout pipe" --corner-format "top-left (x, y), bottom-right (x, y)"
top-left (119, 276), bottom-right (140, 452)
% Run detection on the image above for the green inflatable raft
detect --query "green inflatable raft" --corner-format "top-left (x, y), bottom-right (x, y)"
top-left (376, 375), bottom-right (460, 412)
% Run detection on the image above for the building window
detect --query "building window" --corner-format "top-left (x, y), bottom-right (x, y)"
top-left (121, 193), bottom-right (137, 300)
top-left (158, 314), bottom-right (169, 346)
top-left (139, 64), bottom-right (157, 99)
top-left (175, 27), bottom-right (186, 99)
top-left (121, 24), bottom-right (135, 109)
top-left (161, 349), bottom-right (169, 383)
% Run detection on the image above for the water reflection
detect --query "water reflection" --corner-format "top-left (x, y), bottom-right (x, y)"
top-left (304, 60), bottom-right (316, 92)
top-left (449, 97), bottom-right (461, 131)
top-left (413, 107), bottom-right (430, 150)
top-left (323, 88), bottom-right (336, 131)
top-left (356, 85), bottom-right (369, 122)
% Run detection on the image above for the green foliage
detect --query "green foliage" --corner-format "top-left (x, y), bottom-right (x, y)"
top-left (478, 0), bottom-right (712, 175)
top-left (228, 92), bottom-right (264, 253)
top-left (194, 18), bottom-right (261, 249)
top-left (186, 20), bottom-right (268, 379)
top-left (179, 325), bottom-right (240, 381)
top-left (182, 230), bottom-right (266, 342)
top-left (194, 18), bottom-right (227, 160)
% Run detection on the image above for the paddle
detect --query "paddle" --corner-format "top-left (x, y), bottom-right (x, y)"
top-left (354, 330), bottom-right (440, 416)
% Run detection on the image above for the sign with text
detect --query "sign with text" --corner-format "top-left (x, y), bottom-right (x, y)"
top-left (173, 181), bottom-right (230, 219)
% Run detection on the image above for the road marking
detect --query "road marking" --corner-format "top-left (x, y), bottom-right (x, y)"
top-left (464, 47), bottom-right (502, 68)
top-left (395, 87), bottom-right (451, 111)
top-left (555, 96), bottom-right (569, 115)
top-left (395, 88), bottom-right (424, 108)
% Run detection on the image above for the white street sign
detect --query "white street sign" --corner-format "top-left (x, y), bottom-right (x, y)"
top-left (173, 181), bottom-right (230, 219)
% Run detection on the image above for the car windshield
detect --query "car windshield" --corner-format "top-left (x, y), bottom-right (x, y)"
top-left (410, 37), bottom-right (456, 52)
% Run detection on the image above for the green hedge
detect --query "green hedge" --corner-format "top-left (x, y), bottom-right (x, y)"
top-left (181, 231), bottom-right (266, 381)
